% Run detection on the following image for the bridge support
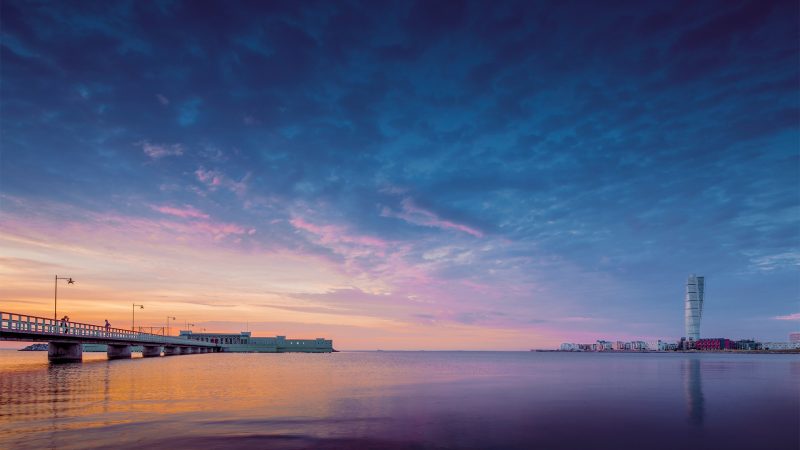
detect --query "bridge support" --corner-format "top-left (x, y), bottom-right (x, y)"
top-left (142, 345), bottom-right (162, 357)
top-left (163, 346), bottom-right (179, 356)
top-left (48, 342), bottom-right (82, 363)
top-left (179, 346), bottom-right (191, 354)
top-left (107, 344), bottom-right (132, 360)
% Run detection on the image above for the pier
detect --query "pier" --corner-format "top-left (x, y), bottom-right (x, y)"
top-left (0, 311), bottom-right (220, 362)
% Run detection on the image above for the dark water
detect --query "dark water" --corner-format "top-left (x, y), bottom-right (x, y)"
top-left (0, 350), bottom-right (797, 450)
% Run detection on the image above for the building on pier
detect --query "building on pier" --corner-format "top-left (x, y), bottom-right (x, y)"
top-left (178, 330), bottom-right (333, 353)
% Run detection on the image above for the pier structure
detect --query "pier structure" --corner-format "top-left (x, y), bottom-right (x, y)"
top-left (0, 311), bottom-right (220, 362)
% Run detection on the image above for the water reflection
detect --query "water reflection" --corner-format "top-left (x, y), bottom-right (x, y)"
top-left (0, 351), bottom-right (797, 450)
top-left (683, 358), bottom-right (704, 426)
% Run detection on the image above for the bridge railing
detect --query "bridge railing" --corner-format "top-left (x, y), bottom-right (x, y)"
top-left (0, 311), bottom-right (216, 347)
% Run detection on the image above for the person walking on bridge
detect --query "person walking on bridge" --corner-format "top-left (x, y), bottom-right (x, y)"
top-left (104, 319), bottom-right (110, 333)
top-left (60, 315), bottom-right (70, 334)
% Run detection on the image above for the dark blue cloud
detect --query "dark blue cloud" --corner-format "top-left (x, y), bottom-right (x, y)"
top-left (1, 0), bottom-right (797, 339)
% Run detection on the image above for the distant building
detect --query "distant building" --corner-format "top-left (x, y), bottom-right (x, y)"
top-left (734, 339), bottom-right (758, 351)
top-left (790, 332), bottom-right (800, 344)
top-left (761, 342), bottom-right (791, 351)
top-left (695, 338), bottom-right (733, 351)
top-left (684, 275), bottom-right (705, 340)
top-left (596, 340), bottom-right (613, 351)
top-left (645, 340), bottom-right (665, 351)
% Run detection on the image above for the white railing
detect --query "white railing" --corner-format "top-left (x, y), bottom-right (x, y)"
top-left (0, 311), bottom-right (217, 347)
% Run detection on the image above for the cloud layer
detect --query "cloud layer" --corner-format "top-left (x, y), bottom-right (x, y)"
top-left (1, 0), bottom-right (797, 347)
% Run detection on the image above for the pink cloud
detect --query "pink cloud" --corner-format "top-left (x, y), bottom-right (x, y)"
top-left (150, 204), bottom-right (209, 219)
top-left (141, 141), bottom-right (183, 159)
top-left (382, 198), bottom-right (484, 238)
top-left (290, 217), bottom-right (388, 249)
top-left (94, 213), bottom-right (248, 242)
top-left (190, 221), bottom-right (246, 238)
top-left (773, 313), bottom-right (800, 321)
top-left (195, 167), bottom-right (249, 195)
top-left (195, 167), bottom-right (223, 186)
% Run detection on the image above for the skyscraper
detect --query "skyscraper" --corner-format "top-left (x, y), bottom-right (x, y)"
top-left (685, 275), bottom-right (704, 340)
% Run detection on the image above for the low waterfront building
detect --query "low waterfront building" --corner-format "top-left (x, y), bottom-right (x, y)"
top-left (695, 338), bottom-right (734, 351)
top-left (734, 339), bottom-right (757, 351)
top-left (560, 339), bottom-right (671, 352)
top-left (596, 340), bottom-right (613, 351)
top-left (645, 340), bottom-right (665, 351)
top-left (663, 342), bottom-right (679, 351)
top-left (761, 342), bottom-right (793, 351)
top-left (179, 330), bottom-right (333, 353)
top-left (790, 333), bottom-right (800, 344)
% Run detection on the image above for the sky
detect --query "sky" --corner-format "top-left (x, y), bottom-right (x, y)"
top-left (1, 0), bottom-right (798, 350)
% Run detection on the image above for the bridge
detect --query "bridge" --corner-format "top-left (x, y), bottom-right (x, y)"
top-left (0, 311), bottom-right (220, 362)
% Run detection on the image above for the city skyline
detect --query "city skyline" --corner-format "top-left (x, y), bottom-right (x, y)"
top-left (1, 1), bottom-right (798, 349)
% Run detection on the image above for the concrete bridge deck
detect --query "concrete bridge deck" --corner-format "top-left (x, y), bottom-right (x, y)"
top-left (0, 311), bottom-right (220, 362)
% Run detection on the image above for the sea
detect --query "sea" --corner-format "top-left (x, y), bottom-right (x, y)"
top-left (0, 350), bottom-right (797, 450)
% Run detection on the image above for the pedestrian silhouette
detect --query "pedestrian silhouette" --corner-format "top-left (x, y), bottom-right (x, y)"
top-left (104, 319), bottom-right (110, 332)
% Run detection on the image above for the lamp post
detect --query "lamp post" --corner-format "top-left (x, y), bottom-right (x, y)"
top-left (166, 316), bottom-right (176, 336)
top-left (132, 304), bottom-right (144, 331)
top-left (185, 321), bottom-right (195, 332)
top-left (54, 275), bottom-right (75, 320)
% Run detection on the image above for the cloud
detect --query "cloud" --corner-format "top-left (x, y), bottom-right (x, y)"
top-left (195, 167), bottom-right (224, 187)
top-left (773, 313), bottom-right (800, 321)
top-left (290, 216), bottom-right (388, 249)
top-left (750, 252), bottom-right (800, 272)
top-left (195, 167), bottom-right (249, 195)
top-left (381, 198), bottom-right (484, 237)
top-left (140, 141), bottom-right (184, 159)
top-left (89, 212), bottom-right (249, 242)
top-left (1, 1), bottom-right (797, 344)
top-left (150, 204), bottom-right (210, 219)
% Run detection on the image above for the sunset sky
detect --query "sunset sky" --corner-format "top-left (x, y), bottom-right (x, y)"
top-left (1, 0), bottom-right (798, 349)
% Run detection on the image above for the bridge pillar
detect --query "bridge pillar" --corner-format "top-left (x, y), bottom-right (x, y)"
top-left (107, 344), bottom-right (132, 360)
top-left (179, 347), bottom-right (191, 354)
top-left (48, 342), bottom-right (82, 363)
top-left (163, 346), bottom-right (179, 356)
top-left (142, 345), bottom-right (162, 357)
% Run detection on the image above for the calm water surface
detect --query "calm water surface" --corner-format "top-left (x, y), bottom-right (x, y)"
top-left (0, 350), bottom-right (797, 449)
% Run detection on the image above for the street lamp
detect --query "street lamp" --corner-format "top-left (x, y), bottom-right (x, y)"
top-left (185, 321), bottom-right (195, 332)
top-left (132, 304), bottom-right (144, 331)
top-left (54, 275), bottom-right (75, 320)
top-left (166, 316), bottom-right (176, 336)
